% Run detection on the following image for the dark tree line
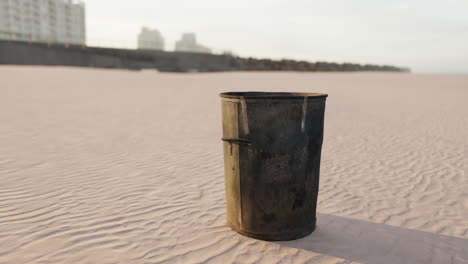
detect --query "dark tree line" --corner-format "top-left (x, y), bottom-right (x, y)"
top-left (236, 57), bottom-right (409, 72)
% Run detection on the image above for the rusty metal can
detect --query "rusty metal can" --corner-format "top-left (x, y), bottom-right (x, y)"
top-left (220, 92), bottom-right (328, 241)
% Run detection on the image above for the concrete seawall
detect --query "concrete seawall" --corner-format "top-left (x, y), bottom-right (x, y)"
top-left (0, 40), bottom-right (409, 72)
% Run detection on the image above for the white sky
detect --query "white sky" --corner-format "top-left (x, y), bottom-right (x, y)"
top-left (83, 0), bottom-right (468, 73)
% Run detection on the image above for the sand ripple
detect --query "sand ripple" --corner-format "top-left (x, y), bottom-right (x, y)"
top-left (0, 67), bottom-right (467, 263)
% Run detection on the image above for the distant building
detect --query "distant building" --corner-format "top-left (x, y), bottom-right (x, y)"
top-left (222, 50), bottom-right (235, 56)
top-left (0, 0), bottom-right (86, 45)
top-left (137, 27), bottom-right (164, 51)
top-left (175, 33), bottom-right (211, 54)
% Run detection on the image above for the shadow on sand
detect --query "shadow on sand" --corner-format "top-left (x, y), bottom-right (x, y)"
top-left (276, 214), bottom-right (468, 264)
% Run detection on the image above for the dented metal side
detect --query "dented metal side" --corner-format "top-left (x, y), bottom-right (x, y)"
top-left (221, 92), bottom-right (327, 241)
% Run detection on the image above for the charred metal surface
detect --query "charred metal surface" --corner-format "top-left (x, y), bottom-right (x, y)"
top-left (221, 92), bottom-right (328, 241)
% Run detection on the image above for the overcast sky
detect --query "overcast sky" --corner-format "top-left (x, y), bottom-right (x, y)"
top-left (83, 0), bottom-right (468, 73)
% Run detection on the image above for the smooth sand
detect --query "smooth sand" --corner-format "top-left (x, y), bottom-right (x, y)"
top-left (0, 66), bottom-right (467, 264)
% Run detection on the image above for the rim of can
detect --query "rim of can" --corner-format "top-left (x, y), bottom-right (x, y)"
top-left (220, 92), bottom-right (328, 99)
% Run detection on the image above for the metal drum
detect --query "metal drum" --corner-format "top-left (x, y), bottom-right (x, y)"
top-left (220, 92), bottom-right (328, 241)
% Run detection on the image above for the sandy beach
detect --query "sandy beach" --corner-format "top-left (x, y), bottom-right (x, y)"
top-left (0, 66), bottom-right (467, 264)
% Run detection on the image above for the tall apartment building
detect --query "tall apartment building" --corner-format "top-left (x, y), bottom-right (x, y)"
top-left (175, 33), bottom-right (211, 54)
top-left (0, 0), bottom-right (86, 45)
top-left (137, 27), bottom-right (164, 51)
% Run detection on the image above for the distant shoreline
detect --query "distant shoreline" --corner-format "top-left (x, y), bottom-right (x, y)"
top-left (0, 40), bottom-right (410, 73)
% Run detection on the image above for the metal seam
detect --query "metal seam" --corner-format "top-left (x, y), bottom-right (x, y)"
top-left (301, 96), bottom-right (308, 133)
top-left (240, 96), bottom-right (249, 135)
top-left (236, 102), bottom-right (243, 228)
